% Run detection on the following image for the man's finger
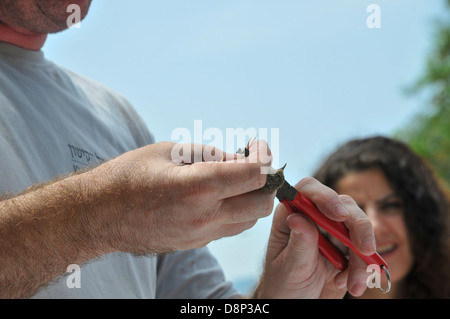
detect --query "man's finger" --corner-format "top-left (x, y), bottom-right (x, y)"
top-left (170, 143), bottom-right (231, 164)
top-left (218, 190), bottom-right (276, 223)
top-left (294, 179), bottom-right (376, 256)
top-left (216, 219), bottom-right (259, 240)
top-left (340, 195), bottom-right (376, 256)
top-left (345, 251), bottom-right (371, 297)
top-left (246, 140), bottom-right (272, 168)
top-left (187, 161), bottom-right (266, 200)
top-left (284, 213), bottom-right (320, 274)
top-left (186, 140), bottom-right (273, 199)
top-left (294, 177), bottom-right (350, 222)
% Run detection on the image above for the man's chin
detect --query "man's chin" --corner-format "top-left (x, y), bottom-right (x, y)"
top-left (33, 0), bottom-right (91, 33)
top-left (21, 13), bottom-right (87, 34)
top-left (17, 22), bottom-right (71, 35)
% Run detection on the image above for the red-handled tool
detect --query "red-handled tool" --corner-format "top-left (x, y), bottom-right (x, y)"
top-left (238, 139), bottom-right (390, 292)
top-left (276, 179), bottom-right (391, 293)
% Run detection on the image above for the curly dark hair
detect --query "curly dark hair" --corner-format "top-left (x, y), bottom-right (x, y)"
top-left (313, 136), bottom-right (450, 298)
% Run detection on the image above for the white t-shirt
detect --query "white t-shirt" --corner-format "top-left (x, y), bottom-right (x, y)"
top-left (0, 41), bottom-right (238, 299)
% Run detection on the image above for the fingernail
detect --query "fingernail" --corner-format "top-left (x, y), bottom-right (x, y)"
top-left (350, 282), bottom-right (366, 297)
top-left (363, 238), bottom-right (376, 253)
top-left (335, 277), bottom-right (347, 289)
top-left (286, 214), bottom-right (301, 235)
top-left (335, 204), bottom-right (349, 218)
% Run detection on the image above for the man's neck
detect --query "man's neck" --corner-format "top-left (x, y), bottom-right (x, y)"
top-left (0, 21), bottom-right (47, 51)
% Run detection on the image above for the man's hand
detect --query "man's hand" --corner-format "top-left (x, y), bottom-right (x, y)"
top-left (97, 140), bottom-right (276, 254)
top-left (0, 140), bottom-right (275, 298)
top-left (254, 178), bottom-right (376, 299)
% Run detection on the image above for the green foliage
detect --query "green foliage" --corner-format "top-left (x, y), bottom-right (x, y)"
top-left (396, 2), bottom-right (450, 184)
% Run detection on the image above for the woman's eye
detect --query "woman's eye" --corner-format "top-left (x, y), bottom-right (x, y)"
top-left (380, 202), bottom-right (403, 214)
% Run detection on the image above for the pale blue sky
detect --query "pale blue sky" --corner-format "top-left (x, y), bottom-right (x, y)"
top-left (43, 0), bottom-right (446, 293)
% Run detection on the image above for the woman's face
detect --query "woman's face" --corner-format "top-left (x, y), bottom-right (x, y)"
top-left (336, 168), bottom-right (414, 283)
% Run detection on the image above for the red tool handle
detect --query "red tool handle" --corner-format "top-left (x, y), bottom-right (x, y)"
top-left (281, 192), bottom-right (387, 272)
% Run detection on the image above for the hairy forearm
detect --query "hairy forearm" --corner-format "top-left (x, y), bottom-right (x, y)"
top-left (0, 170), bottom-right (113, 298)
